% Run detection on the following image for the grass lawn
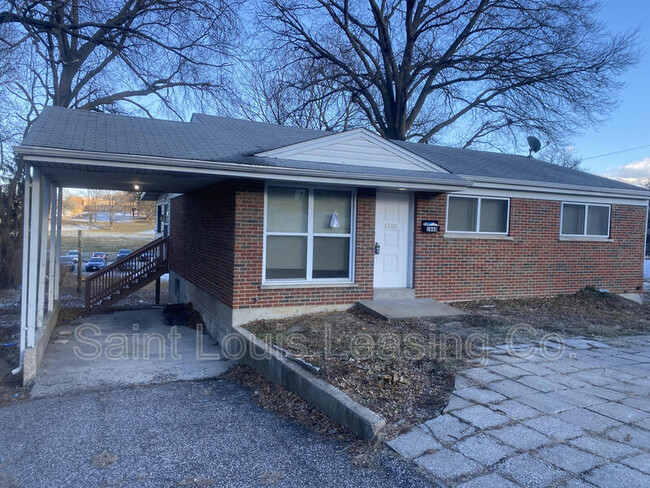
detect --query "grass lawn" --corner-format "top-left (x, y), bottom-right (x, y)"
top-left (59, 218), bottom-right (155, 260)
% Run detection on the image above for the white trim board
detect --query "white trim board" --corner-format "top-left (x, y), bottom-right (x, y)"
top-left (257, 128), bottom-right (449, 173)
top-left (462, 176), bottom-right (649, 201)
top-left (20, 150), bottom-right (467, 193)
top-left (452, 185), bottom-right (648, 207)
top-left (17, 145), bottom-right (648, 202)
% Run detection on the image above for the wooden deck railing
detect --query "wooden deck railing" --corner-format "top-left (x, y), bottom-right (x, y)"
top-left (84, 236), bottom-right (169, 309)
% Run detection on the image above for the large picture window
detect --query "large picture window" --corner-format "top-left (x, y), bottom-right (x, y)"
top-left (264, 186), bottom-right (354, 282)
top-left (561, 203), bottom-right (610, 237)
top-left (447, 196), bottom-right (509, 234)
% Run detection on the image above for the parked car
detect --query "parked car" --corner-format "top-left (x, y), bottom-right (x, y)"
top-left (60, 255), bottom-right (75, 272)
top-left (116, 249), bottom-right (131, 260)
top-left (92, 252), bottom-right (107, 261)
top-left (66, 250), bottom-right (79, 263)
top-left (85, 257), bottom-right (107, 272)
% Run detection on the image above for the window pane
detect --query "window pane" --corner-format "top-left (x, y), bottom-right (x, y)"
top-left (267, 186), bottom-right (308, 233)
top-left (313, 189), bottom-right (351, 234)
top-left (266, 236), bottom-right (307, 279)
top-left (448, 197), bottom-right (478, 232)
top-left (587, 206), bottom-right (609, 236)
top-left (479, 199), bottom-right (508, 233)
top-left (562, 204), bottom-right (585, 235)
top-left (313, 237), bottom-right (350, 279)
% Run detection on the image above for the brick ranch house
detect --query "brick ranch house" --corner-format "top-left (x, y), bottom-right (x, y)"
top-left (15, 107), bottom-right (649, 372)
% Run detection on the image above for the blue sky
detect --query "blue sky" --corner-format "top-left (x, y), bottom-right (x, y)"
top-left (574, 0), bottom-right (650, 186)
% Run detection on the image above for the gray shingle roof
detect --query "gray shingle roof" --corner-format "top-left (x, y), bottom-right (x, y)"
top-left (394, 141), bottom-right (639, 192)
top-left (22, 107), bottom-right (330, 160)
top-left (20, 106), bottom-right (645, 193)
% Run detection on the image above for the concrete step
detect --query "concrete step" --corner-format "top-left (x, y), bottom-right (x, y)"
top-left (373, 288), bottom-right (415, 300)
top-left (356, 298), bottom-right (465, 320)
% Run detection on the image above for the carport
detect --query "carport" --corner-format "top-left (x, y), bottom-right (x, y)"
top-left (14, 159), bottom-right (231, 383)
top-left (13, 110), bottom-right (254, 383)
top-left (30, 309), bottom-right (232, 398)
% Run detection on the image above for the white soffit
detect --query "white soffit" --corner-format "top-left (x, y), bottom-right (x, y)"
top-left (256, 128), bottom-right (448, 173)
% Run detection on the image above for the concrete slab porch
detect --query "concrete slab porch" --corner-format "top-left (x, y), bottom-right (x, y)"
top-left (356, 297), bottom-right (466, 320)
top-left (31, 308), bottom-right (232, 398)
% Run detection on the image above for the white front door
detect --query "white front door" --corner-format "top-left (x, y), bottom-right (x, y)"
top-left (374, 192), bottom-right (411, 288)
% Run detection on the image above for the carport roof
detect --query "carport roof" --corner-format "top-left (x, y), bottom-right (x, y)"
top-left (17, 107), bottom-right (469, 192)
top-left (16, 106), bottom-right (649, 197)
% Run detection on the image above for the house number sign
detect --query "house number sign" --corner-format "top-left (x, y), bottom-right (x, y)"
top-left (421, 220), bottom-right (440, 233)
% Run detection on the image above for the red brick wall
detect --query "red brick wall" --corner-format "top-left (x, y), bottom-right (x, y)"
top-left (170, 180), bottom-right (375, 310)
top-left (171, 183), bottom-right (645, 308)
top-left (169, 181), bottom-right (237, 307)
top-left (414, 193), bottom-right (646, 301)
top-left (231, 181), bottom-right (375, 310)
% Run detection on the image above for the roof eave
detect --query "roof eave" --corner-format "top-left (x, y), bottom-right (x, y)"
top-left (464, 175), bottom-right (650, 200)
top-left (15, 145), bottom-right (471, 192)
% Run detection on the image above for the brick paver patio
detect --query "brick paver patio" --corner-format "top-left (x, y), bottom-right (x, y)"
top-left (387, 335), bottom-right (650, 487)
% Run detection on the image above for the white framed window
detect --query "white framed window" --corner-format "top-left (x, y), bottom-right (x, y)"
top-left (560, 202), bottom-right (610, 237)
top-left (263, 184), bottom-right (356, 284)
top-left (446, 195), bottom-right (510, 234)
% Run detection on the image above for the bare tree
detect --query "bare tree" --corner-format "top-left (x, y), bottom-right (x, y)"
top-left (84, 189), bottom-right (101, 229)
top-left (0, 0), bottom-right (239, 287)
top-left (239, 58), bottom-right (358, 131)
top-left (537, 145), bottom-right (582, 170)
top-left (0, 0), bottom-right (239, 125)
top-left (261, 0), bottom-right (638, 149)
top-left (105, 191), bottom-right (118, 230)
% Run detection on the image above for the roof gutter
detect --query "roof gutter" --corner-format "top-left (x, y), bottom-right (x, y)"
top-left (463, 174), bottom-right (650, 200)
top-left (15, 145), bottom-right (472, 192)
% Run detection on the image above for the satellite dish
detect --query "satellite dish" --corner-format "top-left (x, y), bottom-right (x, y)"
top-left (527, 136), bottom-right (542, 157)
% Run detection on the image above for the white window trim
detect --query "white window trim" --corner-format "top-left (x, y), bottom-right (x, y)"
top-left (445, 194), bottom-right (511, 235)
top-left (560, 202), bottom-right (611, 238)
top-left (263, 183), bottom-right (357, 285)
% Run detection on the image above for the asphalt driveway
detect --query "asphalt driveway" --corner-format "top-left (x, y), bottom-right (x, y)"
top-left (0, 379), bottom-right (431, 488)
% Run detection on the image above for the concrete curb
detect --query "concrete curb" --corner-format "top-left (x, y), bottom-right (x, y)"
top-left (231, 325), bottom-right (386, 440)
top-left (170, 273), bottom-right (386, 439)
top-left (23, 302), bottom-right (61, 384)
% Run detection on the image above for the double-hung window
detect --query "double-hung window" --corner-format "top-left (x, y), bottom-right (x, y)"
top-left (264, 185), bottom-right (354, 283)
top-left (446, 195), bottom-right (510, 234)
top-left (560, 203), bottom-right (610, 237)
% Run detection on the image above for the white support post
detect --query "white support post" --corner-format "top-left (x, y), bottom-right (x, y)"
top-left (19, 164), bottom-right (32, 361)
top-left (26, 167), bottom-right (41, 348)
top-left (48, 182), bottom-right (57, 312)
top-left (36, 175), bottom-right (50, 327)
top-left (54, 186), bottom-right (62, 301)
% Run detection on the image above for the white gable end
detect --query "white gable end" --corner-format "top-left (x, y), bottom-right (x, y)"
top-left (256, 128), bottom-right (447, 173)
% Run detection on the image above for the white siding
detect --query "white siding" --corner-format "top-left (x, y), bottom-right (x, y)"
top-left (259, 129), bottom-right (444, 172)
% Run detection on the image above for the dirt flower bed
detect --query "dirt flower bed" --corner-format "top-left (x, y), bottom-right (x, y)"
top-left (453, 287), bottom-right (650, 339)
top-left (244, 309), bottom-right (457, 431)
top-left (243, 288), bottom-right (649, 434)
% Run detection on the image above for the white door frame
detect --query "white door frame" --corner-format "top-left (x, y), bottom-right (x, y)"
top-left (373, 190), bottom-right (414, 289)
